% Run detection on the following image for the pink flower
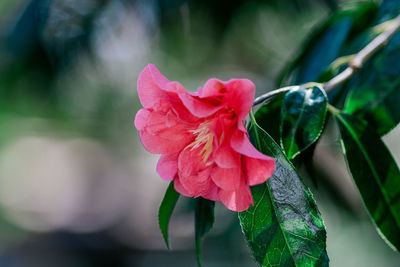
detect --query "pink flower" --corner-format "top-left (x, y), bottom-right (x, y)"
top-left (134, 64), bottom-right (275, 212)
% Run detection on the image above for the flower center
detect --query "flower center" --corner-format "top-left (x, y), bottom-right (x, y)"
top-left (185, 120), bottom-right (214, 163)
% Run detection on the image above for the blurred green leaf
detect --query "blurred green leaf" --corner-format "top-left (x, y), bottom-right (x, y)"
top-left (238, 119), bottom-right (328, 266)
top-left (333, 111), bottom-right (400, 251)
top-left (343, 7), bottom-right (400, 135)
top-left (278, 1), bottom-right (379, 86)
top-left (280, 85), bottom-right (327, 159)
top-left (195, 198), bottom-right (215, 267)
top-left (343, 39), bottom-right (400, 135)
top-left (158, 182), bottom-right (180, 249)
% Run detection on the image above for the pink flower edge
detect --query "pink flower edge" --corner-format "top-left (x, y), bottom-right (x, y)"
top-left (134, 64), bottom-right (276, 212)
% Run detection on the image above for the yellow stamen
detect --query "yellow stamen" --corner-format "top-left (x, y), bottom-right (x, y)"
top-left (185, 121), bottom-right (214, 163)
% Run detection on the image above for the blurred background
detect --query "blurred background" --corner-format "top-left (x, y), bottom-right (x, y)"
top-left (0, 0), bottom-right (399, 266)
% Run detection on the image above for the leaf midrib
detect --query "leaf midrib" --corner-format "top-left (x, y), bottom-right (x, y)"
top-left (264, 181), bottom-right (297, 266)
top-left (336, 113), bottom-right (400, 230)
top-left (251, 120), bottom-right (319, 267)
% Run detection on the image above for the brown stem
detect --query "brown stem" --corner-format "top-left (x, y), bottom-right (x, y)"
top-left (253, 14), bottom-right (400, 106)
top-left (324, 14), bottom-right (400, 93)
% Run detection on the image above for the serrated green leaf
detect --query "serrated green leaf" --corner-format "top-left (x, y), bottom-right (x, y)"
top-left (158, 182), bottom-right (180, 249)
top-left (195, 198), bottom-right (215, 267)
top-left (238, 119), bottom-right (329, 267)
top-left (333, 111), bottom-right (400, 251)
top-left (280, 85), bottom-right (327, 159)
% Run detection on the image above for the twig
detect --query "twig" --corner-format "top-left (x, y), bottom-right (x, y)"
top-left (324, 14), bottom-right (400, 93)
top-left (253, 14), bottom-right (400, 106)
top-left (253, 86), bottom-right (294, 106)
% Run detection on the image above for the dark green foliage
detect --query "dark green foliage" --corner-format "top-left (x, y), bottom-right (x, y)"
top-left (255, 94), bottom-right (285, 144)
top-left (278, 1), bottom-right (379, 86)
top-left (238, 119), bottom-right (328, 267)
top-left (280, 85), bottom-right (327, 159)
top-left (158, 182), bottom-right (180, 249)
top-left (279, 0), bottom-right (400, 135)
top-left (334, 112), bottom-right (400, 251)
top-left (343, 22), bottom-right (400, 134)
top-left (195, 198), bottom-right (215, 267)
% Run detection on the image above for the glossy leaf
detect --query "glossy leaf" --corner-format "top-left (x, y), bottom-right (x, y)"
top-left (334, 111), bottom-right (400, 251)
top-left (280, 85), bottom-right (327, 159)
top-left (343, 4), bottom-right (400, 135)
top-left (239, 119), bottom-right (329, 267)
top-left (158, 182), bottom-right (180, 249)
top-left (195, 198), bottom-right (215, 267)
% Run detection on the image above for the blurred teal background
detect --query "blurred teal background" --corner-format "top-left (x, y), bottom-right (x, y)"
top-left (0, 0), bottom-right (398, 266)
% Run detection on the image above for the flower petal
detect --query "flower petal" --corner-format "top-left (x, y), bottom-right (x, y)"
top-left (224, 79), bottom-right (255, 124)
top-left (137, 64), bottom-right (171, 108)
top-left (134, 109), bottom-right (150, 131)
top-left (202, 184), bottom-right (220, 201)
top-left (180, 170), bottom-right (213, 197)
top-left (218, 184), bottom-right (253, 212)
top-left (174, 177), bottom-right (192, 197)
top-left (178, 148), bottom-right (213, 197)
top-left (211, 166), bottom-right (242, 190)
top-left (231, 130), bottom-right (275, 161)
top-left (146, 111), bottom-right (192, 141)
top-left (199, 78), bottom-right (227, 98)
top-left (157, 153), bottom-right (179, 181)
top-left (179, 93), bottom-right (223, 118)
top-left (170, 102), bottom-right (199, 123)
top-left (214, 142), bottom-right (240, 168)
top-left (139, 130), bottom-right (188, 154)
top-left (244, 156), bottom-right (275, 186)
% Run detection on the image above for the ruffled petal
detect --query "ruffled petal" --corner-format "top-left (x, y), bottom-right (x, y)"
top-left (134, 109), bottom-right (150, 131)
top-left (179, 93), bottom-right (223, 118)
top-left (174, 177), bottom-right (192, 197)
top-left (230, 130), bottom-right (274, 160)
top-left (198, 78), bottom-right (227, 98)
top-left (146, 111), bottom-right (193, 141)
top-left (157, 153), bottom-right (179, 181)
top-left (170, 102), bottom-right (199, 123)
top-left (218, 184), bottom-right (253, 212)
top-left (211, 166), bottom-right (242, 191)
top-left (179, 169), bottom-right (212, 197)
top-left (202, 184), bottom-right (220, 201)
top-left (148, 64), bottom-right (170, 89)
top-left (166, 81), bottom-right (187, 94)
top-left (139, 130), bottom-right (189, 154)
top-left (244, 156), bottom-right (275, 186)
top-left (137, 64), bottom-right (172, 109)
top-left (178, 148), bottom-right (213, 197)
top-left (224, 79), bottom-right (255, 124)
top-left (214, 142), bottom-right (240, 168)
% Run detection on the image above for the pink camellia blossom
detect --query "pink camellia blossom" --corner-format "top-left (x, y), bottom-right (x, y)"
top-left (134, 64), bottom-right (275, 212)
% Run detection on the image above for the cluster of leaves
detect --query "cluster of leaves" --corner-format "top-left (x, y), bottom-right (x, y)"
top-left (158, 0), bottom-right (400, 266)
top-left (247, 0), bottom-right (400, 265)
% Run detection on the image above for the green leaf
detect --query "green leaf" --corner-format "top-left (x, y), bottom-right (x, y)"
top-left (333, 111), bottom-right (400, 251)
top-left (343, 29), bottom-right (400, 135)
top-left (278, 2), bottom-right (379, 86)
top-left (255, 94), bottom-right (285, 144)
top-left (195, 198), bottom-right (215, 267)
top-left (158, 182), bottom-right (180, 249)
top-left (238, 119), bottom-right (329, 267)
top-left (330, 0), bottom-right (400, 135)
top-left (280, 85), bottom-right (327, 159)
